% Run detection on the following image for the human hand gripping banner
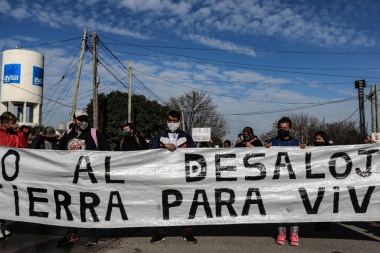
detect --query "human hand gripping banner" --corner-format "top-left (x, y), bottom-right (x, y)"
top-left (0, 145), bottom-right (379, 228)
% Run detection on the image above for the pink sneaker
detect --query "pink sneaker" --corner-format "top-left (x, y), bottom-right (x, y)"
top-left (276, 233), bottom-right (286, 245)
top-left (290, 233), bottom-right (299, 246)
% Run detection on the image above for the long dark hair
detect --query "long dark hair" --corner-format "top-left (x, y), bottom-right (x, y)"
top-left (314, 131), bottom-right (330, 146)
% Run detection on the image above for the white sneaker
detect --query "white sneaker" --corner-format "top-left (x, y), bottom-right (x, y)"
top-left (3, 229), bottom-right (11, 236)
top-left (0, 229), bottom-right (11, 239)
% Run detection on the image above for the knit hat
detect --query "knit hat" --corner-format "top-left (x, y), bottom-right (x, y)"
top-left (44, 126), bottom-right (56, 137)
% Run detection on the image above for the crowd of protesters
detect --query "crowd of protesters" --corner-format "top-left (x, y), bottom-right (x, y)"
top-left (0, 110), bottom-right (375, 246)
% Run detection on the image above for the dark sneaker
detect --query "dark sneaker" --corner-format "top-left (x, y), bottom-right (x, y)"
top-left (86, 234), bottom-right (98, 246)
top-left (183, 233), bottom-right (197, 244)
top-left (57, 232), bottom-right (79, 245)
top-left (150, 233), bottom-right (166, 243)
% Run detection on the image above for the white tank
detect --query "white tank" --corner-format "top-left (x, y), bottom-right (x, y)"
top-left (1, 49), bottom-right (44, 126)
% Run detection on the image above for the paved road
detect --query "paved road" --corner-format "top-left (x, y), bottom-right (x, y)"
top-left (1, 221), bottom-right (379, 252)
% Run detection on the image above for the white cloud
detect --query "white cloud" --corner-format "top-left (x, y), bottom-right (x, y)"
top-left (186, 34), bottom-right (257, 57)
top-left (14, 36), bottom-right (39, 42)
top-left (0, 0), bottom-right (11, 14)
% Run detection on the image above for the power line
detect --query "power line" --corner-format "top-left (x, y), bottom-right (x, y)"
top-left (133, 72), bottom-right (352, 86)
top-left (0, 37), bottom-right (82, 52)
top-left (223, 97), bottom-right (357, 116)
top-left (100, 36), bottom-right (380, 55)
top-left (132, 74), bottom-right (166, 104)
top-left (133, 68), bottom-right (343, 105)
top-left (110, 49), bottom-right (380, 80)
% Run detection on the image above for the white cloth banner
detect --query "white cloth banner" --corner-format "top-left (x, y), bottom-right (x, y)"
top-left (0, 145), bottom-right (379, 228)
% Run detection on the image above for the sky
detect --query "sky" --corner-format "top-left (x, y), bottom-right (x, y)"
top-left (1, 0), bottom-right (380, 143)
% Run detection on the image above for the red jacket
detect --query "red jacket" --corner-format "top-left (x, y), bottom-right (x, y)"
top-left (0, 129), bottom-right (28, 148)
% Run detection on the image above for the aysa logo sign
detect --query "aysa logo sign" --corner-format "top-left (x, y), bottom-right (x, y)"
top-left (33, 66), bottom-right (43, 87)
top-left (3, 64), bottom-right (21, 84)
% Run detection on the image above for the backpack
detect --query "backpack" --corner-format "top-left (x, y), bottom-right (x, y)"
top-left (67, 128), bottom-right (98, 150)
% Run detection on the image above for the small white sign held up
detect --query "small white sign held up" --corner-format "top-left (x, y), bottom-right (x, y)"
top-left (192, 127), bottom-right (211, 142)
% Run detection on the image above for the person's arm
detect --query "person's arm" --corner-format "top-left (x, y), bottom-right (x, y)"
top-left (186, 133), bottom-right (197, 148)
top-left (58, 132), bottom-right (68, 150)
top-left (96, 131), bottom-right (111, 151)
top-left (264, 138), bottom-right (273, 148)
top-left (152, 131), bottom-right (164, 149)
top-left (250, 139), bottom-right (263, 147)
top-left (138, 135), bottom-right (149, 150)
top-left (29, 135), bottom-right (43, 149)
top-left (17, 130), bottom-right (29, 148)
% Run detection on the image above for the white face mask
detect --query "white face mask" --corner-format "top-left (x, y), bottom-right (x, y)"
top-left (77, 121), bottom-right (89, 130)
top-left (167, 122), bottom-right (180, 132)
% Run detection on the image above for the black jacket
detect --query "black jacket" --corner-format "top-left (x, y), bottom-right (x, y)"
top-left (29, 135), bottom-right (60, 150)
top-left (59, 127), bottom-right (111, 151)
top-left (118, 135), bottom-right (149, 151)
top-left (235, 139), bottom-right (263, 147)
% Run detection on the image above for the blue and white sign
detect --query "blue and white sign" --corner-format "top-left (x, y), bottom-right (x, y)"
top-left (33, 66), bottom-right (43, 87)
top-left (3, 64), bottom-right (21, 84)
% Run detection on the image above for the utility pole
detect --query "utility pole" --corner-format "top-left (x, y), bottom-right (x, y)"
top-left (71, 28), bottom-right (88, 119)
top-left (127, 61), bottom-right (132, 123)
top-left (369, 84), bottom-right (379, 134)
top-left (180, 105), bottom-right (186, 131)
top-left (355, 80), bottom-right (366, 139)
top-left (370, 85), bottom-right (376, 133)
top-left (92, 32), bottom-right (99, 129)
top-left (376, 84), bottom-right (379, 133)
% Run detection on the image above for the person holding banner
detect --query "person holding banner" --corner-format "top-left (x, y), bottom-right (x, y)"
top-left (313, 131), bottom-right (332, 231)
top-left (264, 116), bottom-right (303, 246)
top-left (0, 112), bottom-right (28, 149)
top-left (29, 126), bottom-right (60, 150)
top-left (117, 123), bottom-right (149, 151)
top-left (235, 127), bottom-right (263, 147)
top-left (150, 110), bottom-right (198, 244)
top-left (57, 109), bottom-right (111, 246)
top-left (223, 140), bottom-right (232, 148)
top-left (0, 112), bottom-right (29, 239)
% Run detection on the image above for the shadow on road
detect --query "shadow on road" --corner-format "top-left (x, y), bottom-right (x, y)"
top-left (5, 221), bottom-right (380, 241)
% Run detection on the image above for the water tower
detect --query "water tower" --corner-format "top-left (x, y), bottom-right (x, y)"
top-left (1, 49), bottom-right (44, 126)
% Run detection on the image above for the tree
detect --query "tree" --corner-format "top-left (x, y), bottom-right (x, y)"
top-left (86, 91), bottom-right (169, 149)
top-left (167, 90), bottom-right (227, 144)
top-left (260, 112), bottom-right (360, 145)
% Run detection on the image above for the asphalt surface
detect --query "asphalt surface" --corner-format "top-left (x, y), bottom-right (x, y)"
top-left (0, 221), bottom-right (379, 252)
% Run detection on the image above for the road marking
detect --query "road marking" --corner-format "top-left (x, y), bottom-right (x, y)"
top-left (337, 223), bottom-right (380, 242)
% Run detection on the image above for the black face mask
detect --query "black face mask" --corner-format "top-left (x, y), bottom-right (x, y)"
top-left (314, 142), bottom-right (324, 146)
top-left (6, 127), bottom-right (16, 134)
top-left (277, 129), bottom-right (290, 139)
top-left (45, 137), bottom-right (57, 143)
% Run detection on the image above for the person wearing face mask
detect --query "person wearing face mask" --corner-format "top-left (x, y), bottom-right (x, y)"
top-left (235, 127), bottom-right (263, 147)
top-left (58, 109), bottom-right (110, 247)
top-left (0, 112), bottom-right (28, 240)
top-left (314, 131), bottom-right (330, 147)
top-left (264, 116), bottom-right (303, 246)
top-left (29, 126), bottom-right (60, 149)
top-left (144, 133), bottom-right (153, 149)
top-left (0, 112), bottom-right (28, 148)
top-left (313, 131), bottom-right (332, 231)
top-left (264, 117), bottom-right (301, 148)
top-left (150, 110), bottom-right (197, 244)
top-left (118, 123), bottom-right (149, 151)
